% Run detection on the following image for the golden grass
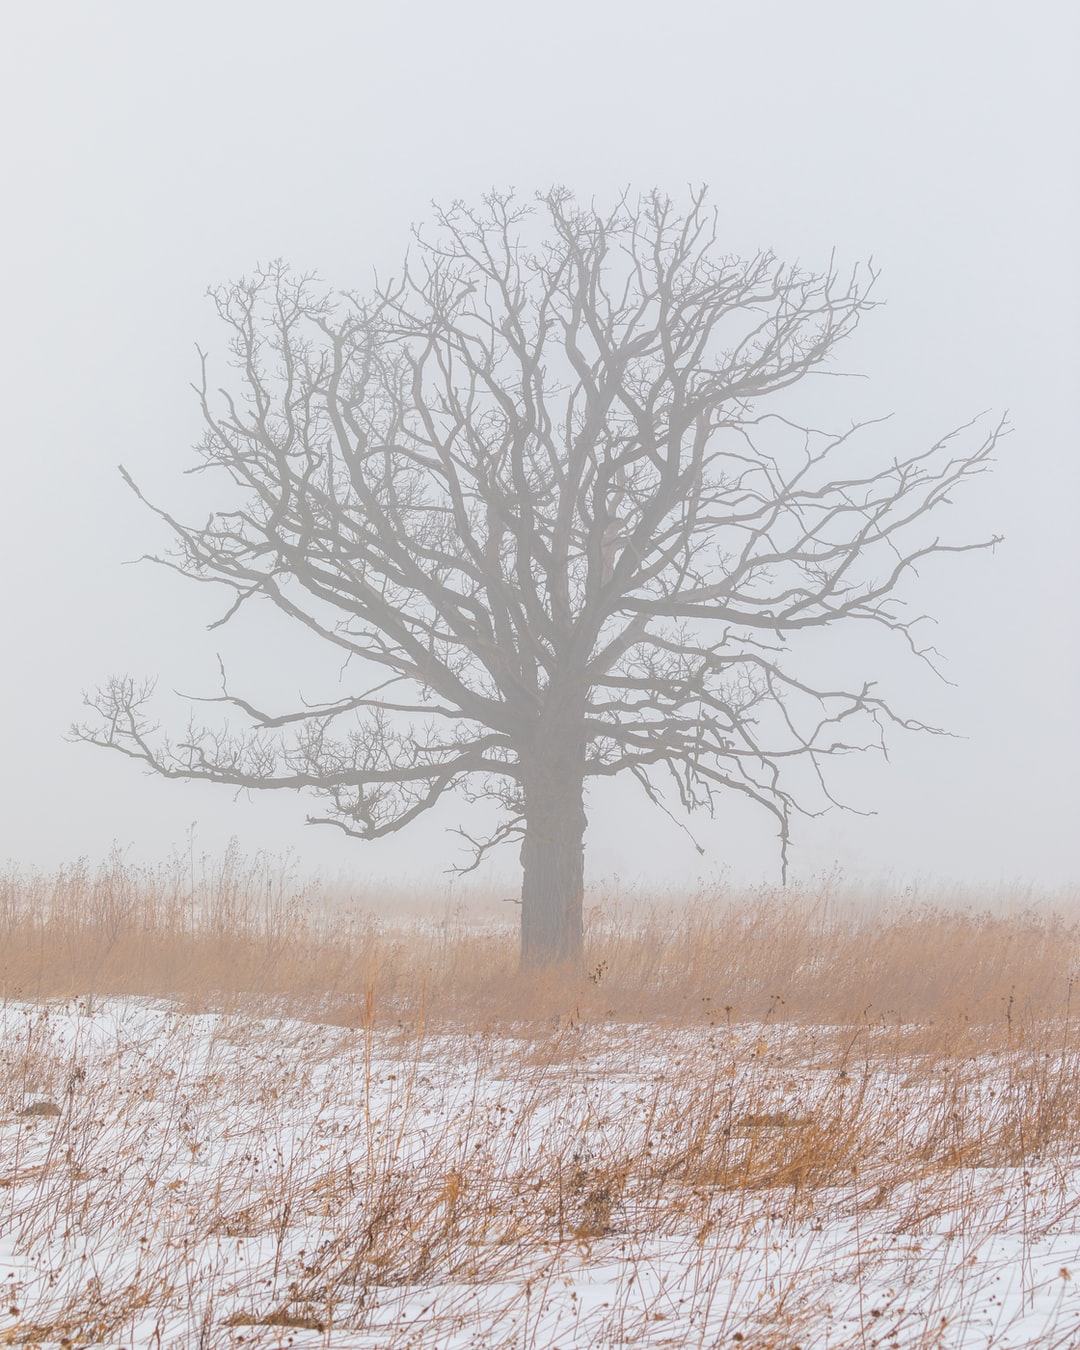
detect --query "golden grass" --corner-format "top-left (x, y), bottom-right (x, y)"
top-left (3, 991), bottom-right (1080, 1346)
top-left (1, 851), bottom-right (1077, 1037)
top-left (2, 855), bottom-right (1080, 1345)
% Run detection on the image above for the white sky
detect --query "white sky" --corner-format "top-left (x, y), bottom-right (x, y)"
top-left (1, 0), bottom-right (1077, 894)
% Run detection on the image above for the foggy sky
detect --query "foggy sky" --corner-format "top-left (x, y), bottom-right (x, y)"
top-left (2, 1), bottom-right (1077, 892)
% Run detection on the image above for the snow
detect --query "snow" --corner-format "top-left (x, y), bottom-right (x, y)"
top-left (2, 998), bottom-right (1079, 1348)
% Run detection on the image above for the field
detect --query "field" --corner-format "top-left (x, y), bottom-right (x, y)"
top-left (2, 857), bottom-right (1080, 1348)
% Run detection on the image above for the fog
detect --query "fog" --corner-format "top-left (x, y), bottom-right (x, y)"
top-left (2, 0), bottom-right (1076, 892)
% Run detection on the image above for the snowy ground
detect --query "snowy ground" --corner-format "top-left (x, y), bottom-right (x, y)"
top-left (2, 998), bottom-right (1080, 1348)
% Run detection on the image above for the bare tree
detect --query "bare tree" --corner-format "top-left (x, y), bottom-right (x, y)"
top-left (75, 189), bottom-right (1001, 967)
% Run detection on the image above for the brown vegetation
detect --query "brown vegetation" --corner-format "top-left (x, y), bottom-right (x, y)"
top-left (2, 856), bottom-right (1079, 1345)
top-left (1, 852), bottom-right (1076, 1036)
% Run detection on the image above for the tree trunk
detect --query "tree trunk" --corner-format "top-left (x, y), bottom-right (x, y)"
top-left (519, 732), bottom-right (587, 970)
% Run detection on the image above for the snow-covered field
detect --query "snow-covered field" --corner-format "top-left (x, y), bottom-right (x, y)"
top-left (3, 997), bottom-right (1080, 1348)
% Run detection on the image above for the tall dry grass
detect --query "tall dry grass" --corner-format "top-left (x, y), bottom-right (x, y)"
top-left (3, 854), bottom-right (1080, 1346)
top-left (2, 850), bottom-right (1076, 1037)
top-left (4, 980), bottom-right (1080, 1346)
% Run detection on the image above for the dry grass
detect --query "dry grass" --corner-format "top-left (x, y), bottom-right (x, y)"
top-left (2, 856), bottom-right (1080, 1346)
top-left (3, 996), bottom-right (1080, 1346)
top-left (2, 851), bottom-right (1077, 1036)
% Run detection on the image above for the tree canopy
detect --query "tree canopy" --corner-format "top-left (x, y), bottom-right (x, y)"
top-left (76, 188), bottom-right (1001, 965)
